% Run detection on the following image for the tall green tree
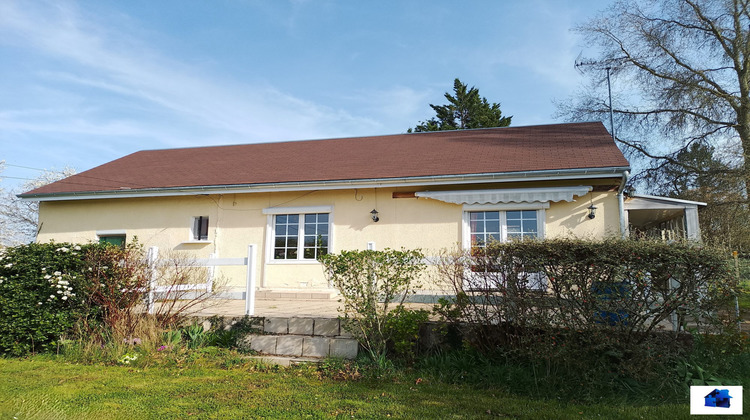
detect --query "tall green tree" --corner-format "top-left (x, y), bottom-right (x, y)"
top-left (409, 78), bottom-right (511, 132)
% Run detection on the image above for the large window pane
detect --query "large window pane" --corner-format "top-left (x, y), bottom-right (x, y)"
top-left (274, 212), bottom-right (329, 260)
top-left (507, 220), bottom-right (521, 233)
top-left (302, 213), bottom-right (329, 260)
top-left (469, 211), bottom-right (501, 247)
top-left (273, 214), bottom-right (298, 260)
top-left (506, 210), bottom-right (521, 220)
top-left (469, 210), bottom-right (539, 244)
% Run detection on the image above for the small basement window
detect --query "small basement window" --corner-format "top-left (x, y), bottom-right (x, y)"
top-left (99, 235), bottom-right (125, 248)
top-left (192, 216), bottom-right (209, 241)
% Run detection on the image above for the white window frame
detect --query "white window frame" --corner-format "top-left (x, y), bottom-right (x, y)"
top-left (461, 203), bottom-right (547, 249)
top-left (461, 203), bottom-right (548, 291)
top-left (263, 206), bottom-right (334, 265)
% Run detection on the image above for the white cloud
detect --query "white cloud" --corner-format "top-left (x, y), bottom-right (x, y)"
top-left (0, 0), bottom-right (377, 148)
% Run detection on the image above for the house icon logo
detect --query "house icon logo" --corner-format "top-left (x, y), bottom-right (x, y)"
top-left (704, 388), bottom-right (732, 408)
top-left (691, 385), bottom-right (743, 415)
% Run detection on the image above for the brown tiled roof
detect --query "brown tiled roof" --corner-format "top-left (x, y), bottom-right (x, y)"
top-left (23, 122), bottom-right (629, 197)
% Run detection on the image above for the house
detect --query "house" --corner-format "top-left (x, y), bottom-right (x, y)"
top-left (19, 122), bottom-right (702, 300)
top-left (704, 388), bottom-right (732, 408)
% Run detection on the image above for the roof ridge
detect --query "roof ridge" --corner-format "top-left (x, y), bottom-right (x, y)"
top-left (136, 121), bottom-right (607, 154)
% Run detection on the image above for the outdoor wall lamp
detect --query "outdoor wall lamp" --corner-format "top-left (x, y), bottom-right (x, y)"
top-left (587, 204), bottom-right (597, 219)
top-left (370, 209), bottom-right (380, 222)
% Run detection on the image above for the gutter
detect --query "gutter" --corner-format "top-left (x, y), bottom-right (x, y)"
top-left (20, 166), bottom-right (631, 202)
top-left (618, 171), bottom-right (630, 239)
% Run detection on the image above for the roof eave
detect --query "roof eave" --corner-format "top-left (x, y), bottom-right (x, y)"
top-left (20, 166), bottom-right (631, 202)
top-left (628, 193), bottom-right (708, 207)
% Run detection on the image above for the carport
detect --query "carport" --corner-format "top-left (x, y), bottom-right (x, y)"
top-left (624, 194), bottom-right (706, 241)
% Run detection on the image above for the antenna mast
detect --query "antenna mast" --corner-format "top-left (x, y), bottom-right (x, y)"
top-left (575, 54), bottom-right (617, 142)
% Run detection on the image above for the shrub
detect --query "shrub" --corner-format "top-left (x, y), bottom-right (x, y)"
top-left (80, 241), bottom-right (151, 341)
top-left (0, 242), bottom-right (92, 356)
top-left (319, 248), bottom-right (427, 361)
top-left (433, 238), bottom-right (739, 380)
top-left (0, 240), bottom-right (227, 356)
top-left (147, 249), bottom-right (228, 327)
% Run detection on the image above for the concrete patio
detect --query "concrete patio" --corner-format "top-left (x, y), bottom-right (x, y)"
top-left (174, 297), bottom-right (435, 318)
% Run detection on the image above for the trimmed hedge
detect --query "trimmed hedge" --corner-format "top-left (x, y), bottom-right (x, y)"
top-left (0, 243), bottom-right (94, 356)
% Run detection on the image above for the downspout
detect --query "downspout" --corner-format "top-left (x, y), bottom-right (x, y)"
top-left (618, 171), bottom-right (630, 239)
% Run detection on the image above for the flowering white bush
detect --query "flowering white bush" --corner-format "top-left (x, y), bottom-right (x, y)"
top-left (0, 242), bottom-right (92, 356)
top-left (43, 270), bottom-right (76, 303)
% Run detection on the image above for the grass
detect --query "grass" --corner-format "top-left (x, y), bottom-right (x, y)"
top-left (0, 355), bottom-right (711, 419)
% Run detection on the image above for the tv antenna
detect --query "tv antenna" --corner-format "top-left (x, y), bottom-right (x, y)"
top-left (574, 52), bottom-right (625, 142)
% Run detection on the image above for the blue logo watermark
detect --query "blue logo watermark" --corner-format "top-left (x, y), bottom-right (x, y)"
top-left (690, 386), bottom-right (743, 415)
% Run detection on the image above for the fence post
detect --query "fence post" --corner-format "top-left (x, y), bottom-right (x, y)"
top-left (146, 246), bottom-right (159, 314)
top-left (245, 244), bottom-right (257, 316)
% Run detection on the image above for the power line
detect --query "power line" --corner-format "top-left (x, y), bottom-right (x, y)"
top-left (2, 163), bottom-right (71, 174)
top-left (2, 161), bottom-right (149, 189)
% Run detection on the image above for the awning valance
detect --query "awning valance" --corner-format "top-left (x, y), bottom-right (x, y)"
top-left (415, 186), bottom-right (592, 205)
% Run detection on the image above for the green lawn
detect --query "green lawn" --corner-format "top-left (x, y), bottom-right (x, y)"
top-left (0, 357), bottom-right (701, 420)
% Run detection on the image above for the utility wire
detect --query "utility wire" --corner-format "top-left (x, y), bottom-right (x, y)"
top-left (2, 162), bottom-right (149, 188)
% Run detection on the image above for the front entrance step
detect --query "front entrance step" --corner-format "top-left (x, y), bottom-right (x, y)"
top-left (255, 290), bottom-right (338, 300)
top-left (261, 316), bottom-right (351, 337)
top-left (242, 334), bottom-right (359, 359)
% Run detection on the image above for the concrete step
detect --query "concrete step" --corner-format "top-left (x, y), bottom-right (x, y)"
top-left (261, 316), bottom-right (352, 338)
top-left (241, 334), bottom-right (358, 359)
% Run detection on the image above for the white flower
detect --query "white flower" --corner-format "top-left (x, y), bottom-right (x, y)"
top-left (71, 293), bottom-right (75, 297)
top-left (0, 279), bottom-right (3, 284)
top-left (56, 247), bottom-right (69, 253)
top-left (41, 268), bottom-right (46, 272)
top-left (73, 245), bottom-right (81, 251)
top-left (3, 263), bottom-right (12, 268)
top-left (61, 296), bottom-right (68, 301)
top-left (49, 295), bottom-right (55, 299)
top-left (44, 275), bottom-right (51, 280)
top-left (56, 284), bottom-right (62, 288)
top-left (56, 290), bottom-right (62, 294)
top-left (37, 302), bottom-right (42, 305)
top-left (53, 271), bottom-right (61, 276)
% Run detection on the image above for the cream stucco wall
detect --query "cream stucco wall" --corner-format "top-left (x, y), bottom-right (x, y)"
top-left (36, 181), bottom-right (622, 294)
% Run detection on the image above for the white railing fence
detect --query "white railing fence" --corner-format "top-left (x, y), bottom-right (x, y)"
top-left (146, 244), bottom-right (257, 316)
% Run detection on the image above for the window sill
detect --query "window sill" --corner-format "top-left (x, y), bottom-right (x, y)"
top-left (180, 240), bottom-right (212, 245)
top-left (266, 259), bottom-right (322, 266)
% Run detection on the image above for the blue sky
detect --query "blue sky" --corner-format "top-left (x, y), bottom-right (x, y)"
top-left (0, 0), bottom-right (614, 191)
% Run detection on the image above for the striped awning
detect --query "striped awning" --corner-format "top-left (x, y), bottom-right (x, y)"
top-left (415, 186), bottom-right (592, 205)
